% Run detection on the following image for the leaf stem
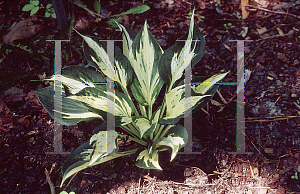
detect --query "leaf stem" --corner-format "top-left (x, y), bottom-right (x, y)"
top-left (154, 83), bottom-right (172, 138)
top-left (148, 104), bottom-right (152, 120)
top-left (153, 124), bottom-right (165, 142)
top-left (130, 122), bottom-right (141, 137)
top-left (139, 104), bottom-right (147, 117)
top-left (128, 136), bottom-right (147, 146)
top-left (121, 85), bottom-right (140, 116)
top-left (158, 125), bottom-right (171, 139)
top-left (121, 125), bottom-right (139, 139)
top-left (121, 126), bottom-right (147, 146)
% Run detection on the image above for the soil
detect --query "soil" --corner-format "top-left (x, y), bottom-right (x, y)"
top-left (1, 0), bottom-right (300, 193)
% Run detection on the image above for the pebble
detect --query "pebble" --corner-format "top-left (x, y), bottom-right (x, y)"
top-left (117, 187), bottom-right (126, 194)
top-left (291, 93), bottom-right (297, 98)
top-left (178, 22), bottom-right (184, 29)
top-left (256, 71), bottom-right (264, 76)
top-left (276, 80), bottom-right (282, 86)
top-left (283, 81), bottom-right (287, 86)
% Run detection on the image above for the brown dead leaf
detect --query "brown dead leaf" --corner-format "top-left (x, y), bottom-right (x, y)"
top-left (257, 27), bottom-right (268, 34)
top-left (275, 187), bottom-right (285, 194)
top-left (0, 98), bottom-right (11, 116)
top-left (74, 16), bottom-right (91, 31)
top-left (3, 16), bottom-right (43, 43)
top-left (197, 0), bottom-right (206, 9)
top-left (122, 15), bottom-right (129, 26)
top-left (255, 0), bottom-right (268, 7)
top-left (241, 0), bottom-right (249, 19)
top-left (18, 116), bottom-right (31, 128)
top-left (4, 87), bottom-right (26, 102)
top-left (252, 166), bottom-right (259, 176)
top-left (0, 115), bottom-right (13, 132)
top-left (272, 2), bottom-right (293, 11)
top-left (277, 53), bottom-right (287, 62)
top-left (25, 91), bottom-right (41, 105)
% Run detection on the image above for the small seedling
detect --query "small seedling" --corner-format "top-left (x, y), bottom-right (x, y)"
top-left (22, 0), bottom-right (56, 18)
top-left (224, 23), bottom-right (232, 31)
top-left (291, 172), bottom-right (299, 179)
top-left (188, 12), bottom-right (205, 22)
top-left (236, 12), bottom-right (242, 19)
top-left (215, 1), bottom-right (222, 7)
top-left (94, 0), bottom-right (101, 14)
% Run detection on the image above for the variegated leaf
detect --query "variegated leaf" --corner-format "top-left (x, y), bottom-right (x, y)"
top-left (159, 85), bottom-right (211, 124)
top-left (89, 130), bottom-right (119, 165)
top-left (193, 72), bottom-right (229, 95)
top-left (148, 137), bottom-right (173, 159)
top-left (35, 84), bottom-right (103, 126)
top-left (158, 9), bottom-right (205, 86)
top-left (116, 22), bottom-right (138, 59)
top-left (191, 72), bottom-right (229, 110)
top-left (133, 116), bottom-right (151, 139)
top-left (79, 33), bottom-right (134, 90)
top-left (128, 21), bottom-right (164, 107)
top-left (166, 125), bottom-right (188, 161)
top-left (135, 148), bottom-right (162, 170)
top-left (114, 46), bottom-right (134, 90)
top-left (44, 65), bottom-right (106, 95)
top-left (80, 34), bottom-right (114, 79)
top-left (67, 87), bottom-right (135, 126)
top-left (61, 142), bottom-right (140, 187)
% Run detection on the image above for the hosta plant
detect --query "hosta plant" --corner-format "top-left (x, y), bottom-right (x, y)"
top-left (35, 10), bottom-right (229, 186)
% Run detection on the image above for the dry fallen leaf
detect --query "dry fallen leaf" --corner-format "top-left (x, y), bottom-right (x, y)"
top-left (277, 53), bottom-right (287, 62)
top-left (4, 87), bottom-right (26, 102)
top-left (255, 0), bottom-right (269, 7)
top-left (276, 28), bottom-right (284, 36)
top-left (272, 2), bottom-right (293, 11)
top-left (197, 0), bottom-right (206, 9)
top-left (257, 27), bottom-right (268, 34)
top-left (74, 16), bottom-right (91, 31)
top-left (241, 0), bottom-right (249, 19)
top-left (121, 15), bottom-right (130, 26)
top-left (0, 98), bottom-right (11, 116)
top-left (239, 26), bottom-right (248, 37)
top-left (3, 15), bottom-right (43, 43)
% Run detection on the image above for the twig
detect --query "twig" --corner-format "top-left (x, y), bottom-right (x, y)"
top-left (243, 4), bottom-right (300, 19)
top-left (64, 172), bottom-right (78, 189)
top-left (171, 181), bottom-right (216, 187)
top-left (217, 90), bottom-right (228, 104)
top-left (227, 115), bottom-right (300, 122)
top-left (73, 0), bottom-right (107, 18)
top-left (246, 41), bottom-right (265, 63)
top-left (45, 168), bottom-right (55, 194)
top-left (256, 33), bottom-right (289, 41)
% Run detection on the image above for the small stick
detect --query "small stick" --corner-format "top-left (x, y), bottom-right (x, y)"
top-left (44, 168), bottom-right (55, 194)
top-left (243, 4), bottom-right (300, 19)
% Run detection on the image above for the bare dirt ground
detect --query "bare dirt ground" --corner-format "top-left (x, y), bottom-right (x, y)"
top-left (1, 0), bottom-right (300, 193)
